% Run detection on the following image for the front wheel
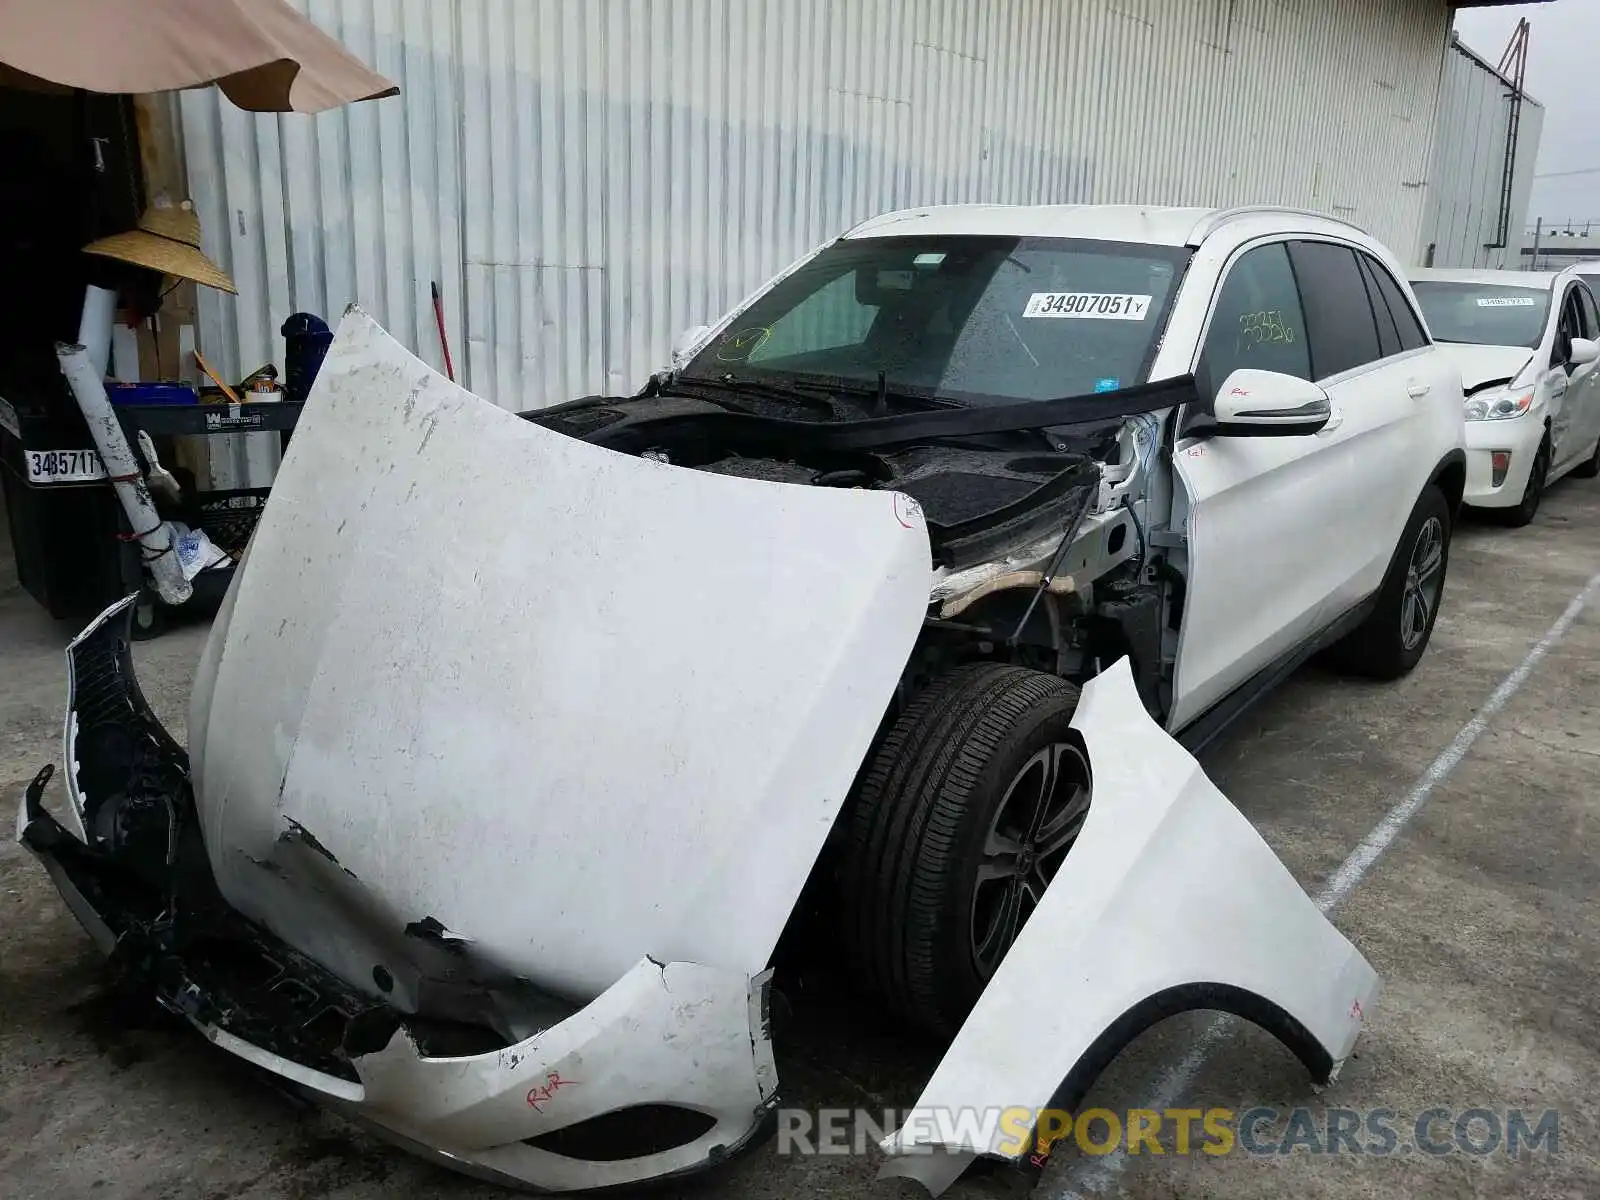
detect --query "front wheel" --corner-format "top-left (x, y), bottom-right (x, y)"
top-left (1331, 485), bottom-right (1451, 680)
top-left (1499, 438), bottom-right (1549, 527)
top-left (834, 664), bottom-right (1088, 1039)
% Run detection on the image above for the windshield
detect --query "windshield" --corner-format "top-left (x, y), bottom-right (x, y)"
top-left (1409, 281), bottom-right (1551, 350)
top-left (681, 235), bottom-right (1190, 406)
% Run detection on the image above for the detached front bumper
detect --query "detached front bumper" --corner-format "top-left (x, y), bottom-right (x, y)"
top-left (17, 596), bottom-right (777, 1193)
top-left (1463, 414), bottom-right (1543, 508)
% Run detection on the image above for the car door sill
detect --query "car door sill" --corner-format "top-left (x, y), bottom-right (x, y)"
top-left (1175, 594), bottom-right (1378, 756)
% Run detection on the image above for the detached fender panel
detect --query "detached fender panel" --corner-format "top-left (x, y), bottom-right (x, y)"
top-left (880, 659), bottom-right (1379, 1192)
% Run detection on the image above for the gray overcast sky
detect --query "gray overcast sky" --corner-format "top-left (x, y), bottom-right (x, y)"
top-left (1454, 0), bottom-right (1600, 225)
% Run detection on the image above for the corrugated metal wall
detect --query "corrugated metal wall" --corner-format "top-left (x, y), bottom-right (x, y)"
top-left (182, 0), bottom-right (1450, 410)
top-left (1420, 36), bottom-right (1544, 271)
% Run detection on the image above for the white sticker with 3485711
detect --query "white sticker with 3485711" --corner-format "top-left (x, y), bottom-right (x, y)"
top-left (1024, 292), bottom-right (1153, 320)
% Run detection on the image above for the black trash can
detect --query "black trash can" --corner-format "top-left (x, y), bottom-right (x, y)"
top-left (0, 393), bottom-right (139, 621)
top-left (281, 312), bottom-right (332, 405)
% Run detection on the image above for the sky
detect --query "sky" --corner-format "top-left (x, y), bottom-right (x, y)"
top-left (1453, 0), bottom-right (1600, 227)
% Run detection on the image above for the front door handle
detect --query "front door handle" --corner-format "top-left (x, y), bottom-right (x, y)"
top-left (1407, 381), bottom-right (1430, 398)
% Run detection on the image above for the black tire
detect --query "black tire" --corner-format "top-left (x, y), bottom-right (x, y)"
top-left (1498, 437), bottom-right (1549, 527)
top-left (835, 663), bottom-right (1088, 1039)
top-left (1331, 484), bottom-right (1451, 680)
top-left (1571, 434), bottom-right (1600, 480)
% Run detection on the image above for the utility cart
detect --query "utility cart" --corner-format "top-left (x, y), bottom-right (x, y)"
top-left (1, 390), bottom-right (303, 639)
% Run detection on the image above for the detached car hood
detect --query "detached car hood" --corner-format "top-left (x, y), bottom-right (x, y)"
top-left (186, 306), bottom-right (933, 1004)
top-left (1434, 342), bottom-right (1535, 392)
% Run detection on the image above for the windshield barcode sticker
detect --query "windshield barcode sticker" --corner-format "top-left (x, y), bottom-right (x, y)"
top-left (1024, 292), bottom-right (1153, 320)
top-left (1476, 297), bottom-right (1537, 307)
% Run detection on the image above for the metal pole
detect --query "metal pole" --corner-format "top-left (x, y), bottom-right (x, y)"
top-left (1531, 217), bottom-right (1542, 269)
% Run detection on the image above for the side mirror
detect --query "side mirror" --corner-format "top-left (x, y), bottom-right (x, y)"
top-left (671, 324), bottom-right (712, 366)
top-left (1570, 336), bottom-right (1599, 367)
top-left (1211, 369), bottom-right (1332, 436)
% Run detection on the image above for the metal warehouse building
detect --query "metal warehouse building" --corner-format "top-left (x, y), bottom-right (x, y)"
top-left (168, 0), bottom-right (1541, 413)
top-left (1422, 29), bottom-right (1543, 272)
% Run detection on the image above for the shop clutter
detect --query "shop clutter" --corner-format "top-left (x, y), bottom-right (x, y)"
top-left (0, 0), bottom-right (397, 638)
top-left (0, 197), bottom-right (331, 638)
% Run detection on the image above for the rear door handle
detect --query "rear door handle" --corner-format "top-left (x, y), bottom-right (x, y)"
top-left (1407, 381), bottom-right (1430, 398)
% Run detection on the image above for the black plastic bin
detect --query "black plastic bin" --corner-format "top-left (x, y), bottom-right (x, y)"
top-left (0, 399), bottom-right (139, 621)
top-left (3, 392), bottom-right (301, 635)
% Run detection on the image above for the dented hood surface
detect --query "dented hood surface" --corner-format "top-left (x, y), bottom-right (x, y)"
top-left (1433, 342), bottom-right (1536, 392)
top-left (188, 307), bottom-right (933, 1002)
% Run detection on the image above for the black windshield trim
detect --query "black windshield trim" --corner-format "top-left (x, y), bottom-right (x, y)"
top-left (586, 375), bottom-right (1199, 454)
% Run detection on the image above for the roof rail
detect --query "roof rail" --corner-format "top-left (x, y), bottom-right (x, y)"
top-left (1186, 204), bottom-right (1369, 244)
top-left (1190, 206), bottom-right (1376, 244)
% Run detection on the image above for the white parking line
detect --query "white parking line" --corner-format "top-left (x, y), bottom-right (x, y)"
top-left (1042, 568), bottom-right (1600, 1200)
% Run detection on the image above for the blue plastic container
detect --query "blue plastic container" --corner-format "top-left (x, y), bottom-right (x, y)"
top-left (106, 382), bottom-right (199, 406)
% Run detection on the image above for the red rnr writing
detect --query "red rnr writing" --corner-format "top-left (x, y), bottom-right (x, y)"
top-left (527, 1071), bottom-right (577, 1111)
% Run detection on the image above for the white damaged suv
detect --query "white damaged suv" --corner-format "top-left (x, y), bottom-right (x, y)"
top-left (21, 205), bottom-right (1464, 1195)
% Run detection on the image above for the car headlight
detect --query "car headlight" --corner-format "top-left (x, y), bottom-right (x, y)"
top-left (1464, 389), bottom-right (1533, 421)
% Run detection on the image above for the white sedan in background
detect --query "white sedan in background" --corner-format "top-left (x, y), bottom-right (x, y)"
top-left (1410, 267), bottom-right (1600, 525)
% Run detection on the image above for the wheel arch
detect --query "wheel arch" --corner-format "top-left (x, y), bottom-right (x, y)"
top-left (1426, 447), bottom-right (1466, 521)
top-left (1042, 982), bottom-right (1336, 1120)
top-left (877, 661), bottom-right (1381, 1180)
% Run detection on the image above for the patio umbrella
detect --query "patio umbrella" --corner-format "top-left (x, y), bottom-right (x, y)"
top-left (0, 0), bottom-right (398, 113)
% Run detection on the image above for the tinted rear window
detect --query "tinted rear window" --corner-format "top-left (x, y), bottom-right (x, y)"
top-left (1364, 255), bottom-right (1429, 350)
top-left (1360, 256), bottom-right (1402, 358)
top-left (1287, 241), bottom-right (1382, 378)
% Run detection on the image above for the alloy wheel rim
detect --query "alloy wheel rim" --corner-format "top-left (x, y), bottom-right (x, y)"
top-left (970, 741), bottom-right (1091, 978)
top-left (1401, 515), bottom-right (1445, 651)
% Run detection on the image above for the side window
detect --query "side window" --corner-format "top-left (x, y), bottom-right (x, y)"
top-left (1197, 242), bottom-right (1311, 398)
top-left (1286, 241), bottom-right (1383, 379)
top-left (1582, 278), bottom-right (1600, 320)
top-left (1554, 288), bottom-right (1582, 366)
top-left (1360, 252), bottom-right (1429, 351)
top-left (1358, 255), bottom-right (1402, 359)
top-left (1576, 285), bottom-right (1599, 340)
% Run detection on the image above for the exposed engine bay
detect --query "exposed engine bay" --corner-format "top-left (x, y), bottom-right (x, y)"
top-left (523, 392), bottom-right (1108, 567)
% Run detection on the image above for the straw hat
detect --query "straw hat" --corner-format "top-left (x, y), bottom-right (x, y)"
top-left (82, 201), bottom-right (237, 294)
